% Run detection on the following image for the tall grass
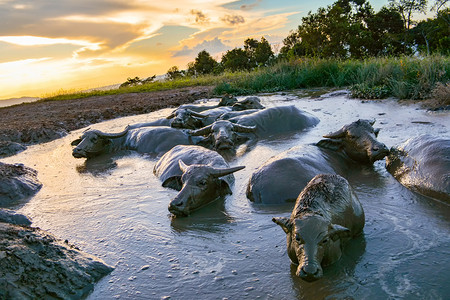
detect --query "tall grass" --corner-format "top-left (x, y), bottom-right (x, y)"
top-left (215, 55), bottom-right (450, 100)
top-left (42, 54), bottom-right (449, 101)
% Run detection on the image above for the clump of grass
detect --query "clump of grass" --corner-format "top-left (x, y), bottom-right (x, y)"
top-left (350, 84), bottom-right (390, 99)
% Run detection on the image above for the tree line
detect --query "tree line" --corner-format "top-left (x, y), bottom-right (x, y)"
top-left (166, 0), bottom-right (449, 79)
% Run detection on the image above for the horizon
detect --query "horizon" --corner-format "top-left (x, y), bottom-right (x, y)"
top-left (0, 0), bottom-right (430, 100)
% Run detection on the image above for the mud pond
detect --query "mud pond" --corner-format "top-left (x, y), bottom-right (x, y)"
top-left (3, 92), bottom-right (449, 299)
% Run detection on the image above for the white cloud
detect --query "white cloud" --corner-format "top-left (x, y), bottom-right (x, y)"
top-left (173, 37), bottom-right (230, 57)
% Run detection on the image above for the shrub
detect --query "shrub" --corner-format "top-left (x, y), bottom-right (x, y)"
top-left (430, 82), bottom-right (450, 107)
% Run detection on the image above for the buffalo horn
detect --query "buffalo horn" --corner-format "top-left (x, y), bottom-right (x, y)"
top-left (166, 112), bottom-right (176, 119)
top-left (71, 138), bottom-right (82, 146)
top-left (190, 125), bottom-right (212, 136)
top-left (211, 165), bottom-right (245, 178)
top-left (97, 126), bottom-right (129, 139)
top-left (188, 109), bottom-right (208, 118)
top-left (178, 159), bottom-right (189, 173)
top-left (232, 123), bottom-right (256, 133)
top-left (323, 128), bottom-right (345, 139)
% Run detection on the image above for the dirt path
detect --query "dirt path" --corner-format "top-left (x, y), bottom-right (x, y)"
top-left (0, 86), bottom-right (214, 156)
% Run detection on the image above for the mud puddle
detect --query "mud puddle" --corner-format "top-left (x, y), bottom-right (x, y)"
top-left (2, 92), bottom-right (449, 299)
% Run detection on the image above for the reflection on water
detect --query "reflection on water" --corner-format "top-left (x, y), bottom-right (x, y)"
top-left (75, 152), bottom-right (119, 175)
top-left (2, 94), bottom-right (449, 299)
top-left (170, 197), bottom-right (235, 234)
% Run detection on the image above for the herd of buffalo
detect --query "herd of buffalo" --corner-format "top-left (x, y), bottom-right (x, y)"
top-left (71, 95), bottom-right (449, 282)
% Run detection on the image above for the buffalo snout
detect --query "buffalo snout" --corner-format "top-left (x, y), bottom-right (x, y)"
top-left (215, 136), bottom-right (234, 150)
top-left (369, 142), bottom-right (390, 162)
top-left (72, 147), bottom-right (87, 158)
top-left (171, 119), bottom-right (184, 128)
top-left (168, 198), bottom-right (188, 217)
top-left (298, 262), bottom-right (323, 282)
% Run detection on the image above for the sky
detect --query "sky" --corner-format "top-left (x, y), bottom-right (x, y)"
top-left (0, 0), bottom-right (399, 99)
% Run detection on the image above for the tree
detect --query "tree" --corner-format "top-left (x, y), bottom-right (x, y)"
top-left (166, 66), bottom-right (183, 80)
top-left (412, 8), bottom-right (450, 54)
top-left (242, 37), bottom-right (274, 67)
top-left (253, 37), bottom-right (274, 66)
top-left (192, 50), bottom-right (219, 75)
top-left (389, 0), bottom-right (428, 29)
top-left (244, 38), bottom-right (259, 57)
top-left (221, 48), bottom-right (251, 72)
top-left (280, 0), bottom-right (374, 59)
top-left (366, 6), bottom-right (404, 56)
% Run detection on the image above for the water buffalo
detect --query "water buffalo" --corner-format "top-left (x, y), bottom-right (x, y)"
top-left (71, 126), bottom-right (198, 159)
top-left (181, 96), bottom-right (264, 113)
top-left (128, 106), bottom-right (232, 131)
top-left (273, 174), bottom-right (365, 282)
top-left (229, 105), bottom-right (319, 139)
top-left (231, 96), bottom-right (265, 111)
top-left (153, 145), bottom-right (245, 216)
top-left (218, 94), bottom-right (238, 106)
top-left (189, 120), bottom-right (256, 157)
top-left (386, 135), bottom-right (450, 202)
top-left (247, 119), bottom-right (389, 204)
top-left (126, 118), bottom-right (171, 129)
top-left (218, 109), bottom-right (260, 120)
top-left (166, 108), bottom-right (209, 129)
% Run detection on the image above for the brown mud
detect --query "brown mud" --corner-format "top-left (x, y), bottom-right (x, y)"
top-left (0, 221), bottom-right (113, 299)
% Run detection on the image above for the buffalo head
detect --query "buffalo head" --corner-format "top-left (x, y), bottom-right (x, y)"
top-left (273, 215), bottom-right (351, 282)
top-left (166, 108), bottom-right (207, 129)
top-left (218, 94), bottom-right (238, 106)
top-left (71, 127), bottom-right (129, 159)
top-left (232, 96), bottom-right (265, 111)
top-left (190, 120), bottom-right (256, 151)
top-left (168, 160), bottom-right (245, 216)
top-left (318, 119), bottom-right (389, 164)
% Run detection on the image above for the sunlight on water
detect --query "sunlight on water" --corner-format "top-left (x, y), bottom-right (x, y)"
top-left (2, 93), bottom-right (449, 299)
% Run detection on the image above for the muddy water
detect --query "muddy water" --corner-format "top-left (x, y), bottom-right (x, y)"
top-left (3, 92), bottom-right (449, 299)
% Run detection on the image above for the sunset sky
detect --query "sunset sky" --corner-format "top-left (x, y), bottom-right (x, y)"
top-left (1, 0), bottom-right (393, 99)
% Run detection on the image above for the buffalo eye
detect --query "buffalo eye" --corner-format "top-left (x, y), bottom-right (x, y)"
top-left (295, 234), bottom-right (302, 243)
top-left (320, 237), bottom-right (329, 245)
top-left (91, 136), bottom-right (98, 143)
top-left (198, 179), bottom-right (208, 187)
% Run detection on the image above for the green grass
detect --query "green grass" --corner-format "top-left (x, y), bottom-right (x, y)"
top-left (41, 54), bottom-right (450, 102)
top-left (215, 55), bottom-right (450, 100)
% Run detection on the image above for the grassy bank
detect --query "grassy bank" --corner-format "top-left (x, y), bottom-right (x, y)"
top-left (215, 55), bottom-right (450, 100)
top-left (43, 55), bottom-right (449, 102)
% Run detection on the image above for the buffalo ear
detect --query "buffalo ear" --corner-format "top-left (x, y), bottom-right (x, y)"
top-left (317, 139), bottom-right (343, 151)
top-left (178, 159), bottom-right (189, 173)
top-left (71, 138), bottom-right (82, 146)
top-left (272, 217), bottom-right (293, 234)
top-left (374, 128), bottom-right (381, 137)
top-left (328, 224), bottom-right (351, 241)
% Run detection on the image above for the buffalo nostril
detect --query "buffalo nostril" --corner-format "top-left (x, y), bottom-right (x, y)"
top-left (175, 201), bottom-right (184, 207)
top-left (302, 264), bottom-right (318, 275)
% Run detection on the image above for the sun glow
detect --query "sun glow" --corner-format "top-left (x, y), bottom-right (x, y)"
top-left (0, 36), bottom-right (102, 50)
top-left (0, 0), bottom-right (307, 99)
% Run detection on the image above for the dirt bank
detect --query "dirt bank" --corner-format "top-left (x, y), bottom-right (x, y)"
top-left (0, 86), bottom-right (214, 157)
top-left (0, 220), bottom-right (113, 299)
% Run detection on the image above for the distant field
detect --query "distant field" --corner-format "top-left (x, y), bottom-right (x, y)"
top-left (0, 97), bottom-right (40, 108)
top-left (28, 55), bottom-right (450, 103)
